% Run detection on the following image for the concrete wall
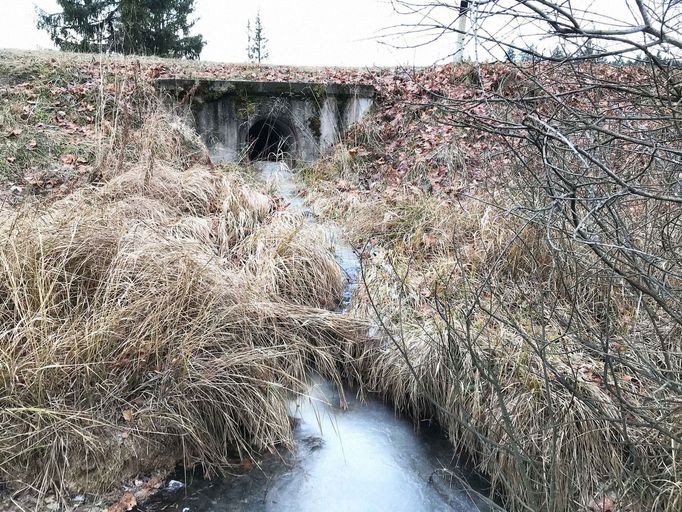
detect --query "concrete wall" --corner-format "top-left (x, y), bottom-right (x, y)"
top-left (156, 79), bottom-right (375, 165)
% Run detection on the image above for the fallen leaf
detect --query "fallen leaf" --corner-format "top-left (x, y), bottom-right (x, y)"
top-left (25, 139), bottom-right (37, 150)
top-left (106, 492), bottom-right (137, 512)
top-left (60, 154), bottom-right (76, 165)
top-left (421, 233), bottom-right (438, 248)
top-left (122, 408), bottom-right (134, 422)
top-left (589, 496), bottom-right (615, 512)
top-left (611, 342), bottom-right (626, 353)
top-left (6, 156), bottom-right (16, 163)
top-left (148, 475), bottom-right (163, 489)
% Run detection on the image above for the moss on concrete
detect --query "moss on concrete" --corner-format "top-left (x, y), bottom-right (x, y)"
top-left (308, 112), bottom-right (322, 138)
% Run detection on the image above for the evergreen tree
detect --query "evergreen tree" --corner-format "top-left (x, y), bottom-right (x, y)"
top-left (550, 45), bottom-right (566, 60)
top-left (246, 12), bottom-right (268, 64)
top-left (505, 47), bottom-right (517, 62)
top-left (37, 0), bottom-right (205, 59)
top-left (519, 43), bottom-right (538, 62)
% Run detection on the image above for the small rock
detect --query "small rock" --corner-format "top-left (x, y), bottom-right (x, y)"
top-left (166, 480), bottom-right (184, 491)
top-left (303, 435), bottom-right (324, 452)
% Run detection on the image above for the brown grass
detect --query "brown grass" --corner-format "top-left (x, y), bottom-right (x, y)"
top-left (305, 147), bottom-right (682, 512)
top-left (0, 148), bottom-right (366, 500)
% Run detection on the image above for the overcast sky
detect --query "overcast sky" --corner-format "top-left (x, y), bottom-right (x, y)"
top-left (0, 0), bottom-right (457, 66)
top-left (0, 1), bottom-right (664, 66)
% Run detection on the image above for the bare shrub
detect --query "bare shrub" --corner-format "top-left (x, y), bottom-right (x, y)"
top-left (340, 1), bottom-right (682, 510)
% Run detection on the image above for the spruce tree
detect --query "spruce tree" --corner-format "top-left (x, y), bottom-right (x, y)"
top-left (550, 45), bottom-right (566, 60)
top-left (246, 12), bottom-right (268, 64)
top-left (37, 0), bottom-right (205, 59)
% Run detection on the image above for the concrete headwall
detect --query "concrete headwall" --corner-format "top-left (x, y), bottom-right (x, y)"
top-left (156, 79), bottom-right (374, 165)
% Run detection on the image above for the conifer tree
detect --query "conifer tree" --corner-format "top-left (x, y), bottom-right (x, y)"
top-left (246, 12), bottom-right (268, 64)
top-left (37, 0), bottom-right (205, 59)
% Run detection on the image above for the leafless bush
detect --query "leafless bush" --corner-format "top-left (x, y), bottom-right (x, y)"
top-left (353, 2), bottom-right (682, 510)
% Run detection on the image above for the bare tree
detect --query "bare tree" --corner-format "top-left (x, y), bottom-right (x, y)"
top-left (364, 2), bottom-right (682, 511)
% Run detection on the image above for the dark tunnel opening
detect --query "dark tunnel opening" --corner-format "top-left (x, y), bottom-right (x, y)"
top-left (247, 118), bottom-right (295, 162)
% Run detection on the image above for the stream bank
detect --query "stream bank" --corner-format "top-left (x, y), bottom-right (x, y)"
top-left (146, 378), bottom-right (490, 512)
top-left (144, 162), bottom-right (494, 512)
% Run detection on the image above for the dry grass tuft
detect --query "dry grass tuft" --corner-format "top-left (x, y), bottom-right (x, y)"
top-left (238, 212), bottom-right (345, 310)
top-left (306, 165), bottom-right (681, 512)
top-left (0, 159), bottom-right (366, 498)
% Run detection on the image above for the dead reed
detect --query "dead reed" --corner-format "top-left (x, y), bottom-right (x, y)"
top-left (0, 156), bottom-right (365, 498)
top-left (305, 149), bottom-right (681, 512)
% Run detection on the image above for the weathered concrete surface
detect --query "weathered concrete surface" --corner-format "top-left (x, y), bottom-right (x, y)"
top-left (156, 79), bottom-right (374, 165)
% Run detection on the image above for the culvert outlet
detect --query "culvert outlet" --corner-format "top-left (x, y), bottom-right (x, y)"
top-left (247, 117), bottom-right (296, 162)
top-left (156, 79), bottom-right (375, 166)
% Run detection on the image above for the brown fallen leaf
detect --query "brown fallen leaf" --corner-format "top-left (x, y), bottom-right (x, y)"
top-left (60, 154), bottom-right (76, 165)
top-left (147, 475), bottom-right (163, 489)
top-left (122, 408), bottom-right (134, 422)
top-left (421, 233), bottom-right (438, 248)
top-left (611, 342), bottom-right (626, 353)
top-left (106, 492), bottom-right (137, 512)
top-left (25, 140), bottom-right (37, 150)
top-left (589, 496), bottom-right (615, 512)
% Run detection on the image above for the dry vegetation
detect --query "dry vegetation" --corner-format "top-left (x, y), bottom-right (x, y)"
top-left (1, 48), bottom-right (680, 512)
top-left (0, 166), bottom-right (363, 491)
top-left (306, 98), bottom-right (681, 511)
top-left (0, 51), bottom-right (367, 507)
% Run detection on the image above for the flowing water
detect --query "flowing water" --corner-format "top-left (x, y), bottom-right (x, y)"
top-left (145, 162), bottom-right (493, 512)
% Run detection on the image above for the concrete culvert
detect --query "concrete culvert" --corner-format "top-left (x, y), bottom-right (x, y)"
top-left (248, 117), bottom-right (296, 162)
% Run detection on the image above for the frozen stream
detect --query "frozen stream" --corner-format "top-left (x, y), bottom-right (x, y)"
top-left (145, 162), bottom-right (492, 512)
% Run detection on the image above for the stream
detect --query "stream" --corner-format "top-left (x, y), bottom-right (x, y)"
top-left (145, 162), bottom-right (492, 512)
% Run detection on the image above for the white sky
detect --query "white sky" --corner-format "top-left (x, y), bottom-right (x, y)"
top-left (0, 0), bottom-right (456, 66)
top-left (0, 1), bottom-right (666, 66)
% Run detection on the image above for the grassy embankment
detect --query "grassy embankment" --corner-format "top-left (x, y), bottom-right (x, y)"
top-left (0, 51), bottom-right (368, 506)
top-left (302, 63), bottom-right (681, 512)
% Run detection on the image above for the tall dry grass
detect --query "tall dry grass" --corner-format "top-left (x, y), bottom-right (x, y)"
top-left (0, 100), bottom-right (366, 500)
top-left (305, 148), bottom-right (681, 512)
